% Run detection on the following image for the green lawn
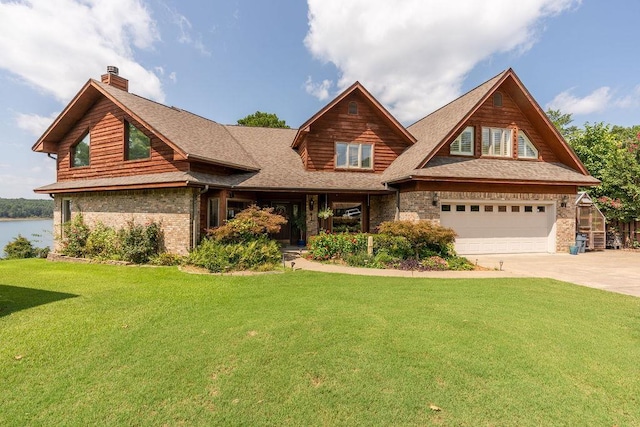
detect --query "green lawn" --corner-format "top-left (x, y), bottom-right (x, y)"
top-left (1, 259), bottom-right (639, 426)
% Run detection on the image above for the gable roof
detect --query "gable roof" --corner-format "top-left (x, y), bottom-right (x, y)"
top-left (33, 80), bottom-right (260, 172)
top-left (291, 81), bottom-right (416, 148)
top-left (382, 68), bottom-right (592, 183)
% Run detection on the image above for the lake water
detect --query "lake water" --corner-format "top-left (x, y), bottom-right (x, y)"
top-left (0, 219), bottom-right (53, 255)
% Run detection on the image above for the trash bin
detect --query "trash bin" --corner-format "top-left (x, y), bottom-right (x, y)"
top-left (575, 234), bottom-right (587, 253)
top-left (569, 245), bottom-right (579, 255)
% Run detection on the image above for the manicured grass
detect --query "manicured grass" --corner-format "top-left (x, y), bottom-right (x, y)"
top-left (1, 259), bottom-right (639, 426)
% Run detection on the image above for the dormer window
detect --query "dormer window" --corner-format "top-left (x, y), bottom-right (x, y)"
top-left (450, 126), bottom-right (474, 156)
top-left (71, 131), bottom-right (90, 167)
top-left (336, 142), bottom-right (372, 169)
top-left (518, 130), bottom-right (539, 159)
top-left (125, 121), bottom-right (151, 160)
top-left (493, 92), bottom-right (503, 107)
top-left (348, 101), bottom-right (358, 115)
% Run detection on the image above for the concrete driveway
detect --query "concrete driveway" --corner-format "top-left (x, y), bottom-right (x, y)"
top-left (475, 250), bottom-right (640, 297)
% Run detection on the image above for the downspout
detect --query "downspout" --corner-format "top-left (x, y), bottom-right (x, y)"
top-left (47, 153), bottom-right (57, 161)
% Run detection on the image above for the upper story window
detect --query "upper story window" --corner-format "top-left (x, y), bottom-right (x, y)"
top-left (493, 92), bottom-right (503, 107)
top-left (482, 127), bottom-right (512, 157)
top-left (336, 142), bottom-right (373, 169)
top-left (125, 122), bottom-right (151, 160)
top-left (450, 126), bottom-right (474, 156)
top-left (71, 131), bottom-right (90, 167)
top-left (348, 101), bottom-right (358, 115)
top-left (518, 130), bottom-right (539, 159)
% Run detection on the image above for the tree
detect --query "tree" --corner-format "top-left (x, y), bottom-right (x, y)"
top-left (237, 111), bottom-right (290, 128)
top-left (546, 109), bottom-right (579, 140)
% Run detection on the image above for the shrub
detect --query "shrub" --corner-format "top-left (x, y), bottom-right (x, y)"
top-left (188, 236), bottom-right (280, 272)
top-left (372, 234), bottom-right (413, 259)
top-left (3, 235), bottom-right (36, 259)
top-left (447, 256), bottom-right (475, 271)
top-left (118, 221), bottom-right (164, 264)
top-left (149, 252), bottom-right (186, 266)
top-left (209, 205), bottom-right (287, 243)
top-left (421, 256), bottom-right (449, 271)
top-left (61, 214), bottom-right (90, 257)
top-left (307, 232), bottom-right (368, 260)
top-left (85, 222), bottom-right (120, 260)
top-left (344, 251), bottom-right (385, 269)
top-left (377, 220), bottom-right (457, 258)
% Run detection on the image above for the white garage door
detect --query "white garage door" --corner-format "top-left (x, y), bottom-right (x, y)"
top-left (440, 202), bottom-right (555, 254)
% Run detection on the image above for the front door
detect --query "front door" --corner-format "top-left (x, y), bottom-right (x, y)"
top-left (271, 202), bottom-right (292, 243)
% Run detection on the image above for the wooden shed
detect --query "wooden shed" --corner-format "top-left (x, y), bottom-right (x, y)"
top-left (575, 192), bottom-right (606, 250)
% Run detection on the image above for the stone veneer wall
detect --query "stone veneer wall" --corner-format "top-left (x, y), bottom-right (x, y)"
top-left (369, 194), bottom-right (397, 231)
top-left (53, 188), bottom-right (197, 255)
top-left (398, 191), bottom-right (576, 253)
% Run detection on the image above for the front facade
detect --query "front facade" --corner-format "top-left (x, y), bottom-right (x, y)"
top-left (34, 68), bottom-right (598, 255)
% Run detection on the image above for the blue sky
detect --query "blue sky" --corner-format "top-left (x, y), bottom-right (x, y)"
top-left (0, 0), bottom-right (638, 198)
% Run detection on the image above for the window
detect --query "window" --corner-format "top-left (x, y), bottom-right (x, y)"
top-left (484, 205), bottom-right (494, 212)
top-left (493, 92), bottom-right (503, 107)
top-left (62, 199), bottom-right (72, 223)
top-left (537, 206), bottom-right (546, 213)
top-left (524, 206), bottom-right (533, 213)
top-left (336, 142), bottom-right (373, 169)
top-left (450, 126), bottom-right (474, 156)
top-left (456, 205), bottom-right (466, 212)
top-left (470, 205), bottom-right (480, 212)
top-left (126, 122), bottom-right (151, 160)
top-left (227, 199), bottom-right (253, 220)
top-left (518, 130), bottom-right (538, 159)
top-left (71, 132), bottom-right (90, 167)
top-left (482, 127), bottom-right (512, 157)
top-left (332, 202), bottom-right (362, 233)
top-left (498, 205), bottom-right (507, 212)
top-left (511, 206), bottom-right (520, 213)
top-left (441, 204), bottom-right (451, 212)
top-left (348, 101), bottom-right (358, 115)
top-left (208, 198), bottom-right (220, 228)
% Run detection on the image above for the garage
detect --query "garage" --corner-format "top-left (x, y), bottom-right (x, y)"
top-left (440, 201), bottom-right (555, 254)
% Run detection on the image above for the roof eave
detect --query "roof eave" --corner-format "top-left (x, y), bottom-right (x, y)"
top-left (387, 175), bottom-right (600, 187)
top-left (185, 154), bottom-right (260, 172)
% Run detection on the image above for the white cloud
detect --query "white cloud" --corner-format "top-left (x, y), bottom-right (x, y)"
top-left (305, 0), bottom-right (580, 122)
top-left (167, 6), bottom-right (211, 56)
top-left (304, 76), bottom-right (333, 101)
top-left (169, 72), bottom-right (177, 83)
top-left (546, 87), bottom-right (612, 115)
top-left (16, 112), bottom-right (60, 137)
top-left (0, 0), bottom-right (164, 103)
top-left (615, 85), bottom-right (640, 109)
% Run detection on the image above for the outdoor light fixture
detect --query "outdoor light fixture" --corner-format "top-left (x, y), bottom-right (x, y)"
top-left (432, 192), bottom-right (439, 206)
top-left (499, 260), bottom-right (504, 271)
top-left (309, 198), bottom-right (314, 210)
top-left (561, 195), bottom-right (569, 208)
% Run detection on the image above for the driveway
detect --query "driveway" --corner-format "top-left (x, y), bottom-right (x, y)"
top-left (475, 250), bottom-right (640, 297)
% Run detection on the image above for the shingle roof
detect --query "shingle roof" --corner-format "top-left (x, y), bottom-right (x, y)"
top-left (382, 71), bottom-right (506, 183)
top-left (393, 156), bottom-right (600, 185)
top-left (95, 81), bottom-right (260, 171)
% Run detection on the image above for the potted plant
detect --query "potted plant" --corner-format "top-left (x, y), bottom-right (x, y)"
top-left (292, 212), bottom-right (307, 246)
top-left (317, 207), bottom-right (333, 232)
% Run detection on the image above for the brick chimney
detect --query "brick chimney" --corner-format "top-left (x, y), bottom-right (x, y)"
top-left (101, 66), bottom-right (128, 92)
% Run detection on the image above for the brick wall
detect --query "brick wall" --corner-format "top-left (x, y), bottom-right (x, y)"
top-left (369, 194), bottom-right (396, 230)
top-left (53, 188), bottom-right (197, 255)
top-left (397, 190), bottom-right (576, 253)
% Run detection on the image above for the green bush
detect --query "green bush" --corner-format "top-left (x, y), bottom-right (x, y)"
top-left (188, 236), bottom-right (280, 272)
top-left (149, 252), bottom-right (186, 266)
top-left (307, 232), bottom-right (368, 260)
top-left (118, 221), bottom-right (163, 264)
top-left (3, 235), bottom-right (36, 259)
top-left (85, 222), bottom-right (120, 260)
top-left (344, 251), bottom-right (385, 269)
top-left (377, 220), bottom-right (457, 258)
top-left (372, 234), bottom-right (413, 259)
top-left (446, 256), bottom-right (475, 271)
top-left (62, 214), bottom-right (91, 257)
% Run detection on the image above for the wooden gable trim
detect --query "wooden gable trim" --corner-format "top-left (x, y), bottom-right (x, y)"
top-left (292, 81), bottom-right (416, 148)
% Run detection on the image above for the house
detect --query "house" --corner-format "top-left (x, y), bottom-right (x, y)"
top-left (32, 67), bottom-right (599, 255)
